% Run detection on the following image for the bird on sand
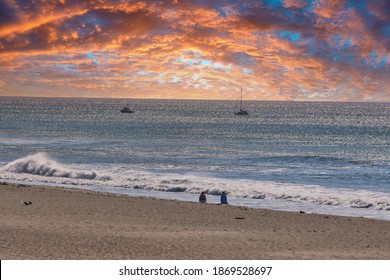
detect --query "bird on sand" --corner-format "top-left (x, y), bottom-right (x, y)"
top-left (20, 201), bottom-right (32, 205)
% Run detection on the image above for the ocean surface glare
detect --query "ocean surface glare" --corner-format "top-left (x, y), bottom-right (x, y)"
top-left (1, 97), bottom-right (389, 220)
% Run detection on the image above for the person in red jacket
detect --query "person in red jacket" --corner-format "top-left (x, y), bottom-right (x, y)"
top-left (199, 191), bottom-right (207, 203)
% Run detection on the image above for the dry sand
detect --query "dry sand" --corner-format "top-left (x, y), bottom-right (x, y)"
top-left (1, 182), bottom-right (390, 259)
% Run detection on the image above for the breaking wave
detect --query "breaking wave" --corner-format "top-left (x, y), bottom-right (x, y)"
top-left (1, 153), bottom-right (98, 180)
top-left (1, 153), bottom-right (389, 219)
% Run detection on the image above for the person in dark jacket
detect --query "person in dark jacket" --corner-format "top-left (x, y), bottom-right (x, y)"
top-left (199, 191), bottom-right (207, 203)
top-left (220, 192), bottom-right (228, 204)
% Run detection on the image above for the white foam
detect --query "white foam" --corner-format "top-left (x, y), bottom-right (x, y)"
top-left (1, 153), bottom-right (99, 180)
top-left (1, 153), bottom-right (389, 220)
top-left (0, 137), bottom-right (40, 145)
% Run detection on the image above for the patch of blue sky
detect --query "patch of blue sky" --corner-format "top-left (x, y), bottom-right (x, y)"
top-left (346, 0), bottom-right (365, 11)
top-left (216, 5), bottom-right (229, 17)
top-left (86, 11), bottom-right (104, 26)
top-left (86, 53), bottom-right (98, 65)
top-left (171, 76), bottom-right (181, 83)
top-left (158, 73), bottom-right (166, 84)
top-left (177, 57), bottom-right (232, 71)
top-left (199, 78), bottom-right (212, 89)
top-left (75, 13), bottom-right (103, 37)
top-left (341, 38), bottom-right (351, 50)
top-left (213, 63), bottom-right (221, 70)
top-left (331, 54), bottom-right (342, 62)
top-left (242, 68), bottom-right (253, 74)
top-left (278, 30), bottom-right (300, 41)
top-left (157, 73), bottom-right (166, 84)
top-left (212, 63), bottom-right (222, 69)
top-left (368, 50), bottom-right (378, 61)
top-left (302, 0), bottom-right (317, 12)
top-left (176, 57), bottom-right (195, 66)
top-left (366, 51), bottom-right (388, 68)
top-left (136, 71), bottom-right (153, 76)
top-left (193, 0), bottom-right (211, 5)
top-left (306, 41), bottom-right (323, 57)
top-left (200, 59), bottom-right (212, 66)
top-left (235, 1), bottom-right (255, 14)
top-left (212, 62), bottom-right (231, 72)
top-left (332, 33), bottom-right (342, 45)
top-left (56, 64), bottom-right (75, 72)
top-left (331, 52), bottom-right (354, 64)
top-left (377, 56), bottom-right (388, 68)
top-left (280, 7), bottom-right (298, 21)
top-left (263, 0), bottom-right (282, 10)
top-left (384, 25), bottom-right (390, 37)
top-left (332, 34), bottom-right (352, 50)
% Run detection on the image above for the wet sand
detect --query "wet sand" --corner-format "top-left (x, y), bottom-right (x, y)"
top-left (1, 183), bottom-right (390, 259)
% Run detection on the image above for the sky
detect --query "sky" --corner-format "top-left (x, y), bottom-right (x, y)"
top-left (0, 0), bottom-right (389, 101)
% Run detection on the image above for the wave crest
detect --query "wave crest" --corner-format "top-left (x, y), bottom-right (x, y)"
top-left (2, 153), bottom-right (97, 180)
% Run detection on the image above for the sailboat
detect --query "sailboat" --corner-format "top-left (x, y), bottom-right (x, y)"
top-left (234, 87), bottom-right (249, 115)
top-left (120, 104), bottom-right (134, 113)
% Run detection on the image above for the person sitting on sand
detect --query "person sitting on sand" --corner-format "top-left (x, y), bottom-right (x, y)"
top-left (199, 192), bottom-right (207, 203)
top-left (220, 192), bottom-right (228, 204)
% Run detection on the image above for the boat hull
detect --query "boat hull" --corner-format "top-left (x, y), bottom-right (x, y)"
top-left (234, 110), bottom-right (249, 115)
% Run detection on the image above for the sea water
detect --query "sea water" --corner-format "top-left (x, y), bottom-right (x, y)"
top-left (1, 97), bottom-right (389, 220)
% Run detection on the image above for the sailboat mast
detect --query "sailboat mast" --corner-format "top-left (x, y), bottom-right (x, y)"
top-left (234, 86), bottom-right (248, 115)
top-left (240, 86), bottom-right (243, 110)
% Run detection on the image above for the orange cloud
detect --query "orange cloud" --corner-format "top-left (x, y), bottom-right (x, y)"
top-left (0, 0), bottom-right (388, 101)
top-left (282, 0), bottom-right (308, 8)
top-left (313, 0), bottom-right (345, 19)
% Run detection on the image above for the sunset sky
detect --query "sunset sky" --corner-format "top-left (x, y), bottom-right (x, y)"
top-left (0, 0), bottom-right (389, 101)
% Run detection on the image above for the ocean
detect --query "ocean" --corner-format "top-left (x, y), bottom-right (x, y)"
top-left (1, 97), bottom-right (389, 220)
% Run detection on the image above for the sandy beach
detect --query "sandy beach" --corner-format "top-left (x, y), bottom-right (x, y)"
top-left (1, 182), bottom-right (390, 260)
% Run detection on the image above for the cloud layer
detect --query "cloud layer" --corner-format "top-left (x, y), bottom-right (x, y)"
top-left (0, 0), bottom-right (389, 101)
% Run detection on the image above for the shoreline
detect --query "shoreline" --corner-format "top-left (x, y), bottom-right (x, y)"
top-left (2, 177), bottom-right (389, 222)
top-left (1, 182), bottom-right (390, 259)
